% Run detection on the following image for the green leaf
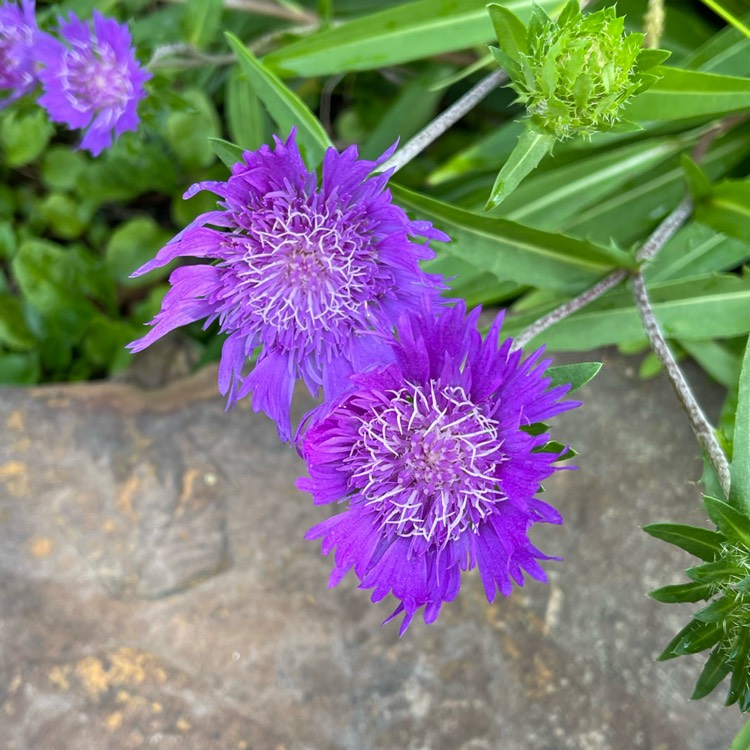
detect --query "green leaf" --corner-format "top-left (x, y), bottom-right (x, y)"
top-left (624, 66), bottom-right (750, 122)
top-left (681, 155), bottom-right (712, 201)
top-left (704, 496), bottom-right (750, 547)
top-left (691, 645), bottom-right (732, 700)
top-left (729, 717), bottom-right (750, 750)
top-left (41, 147), bottom-right (87, 192)
top-left (696, 179), bottom-right (750, 244)
top-left (658, 618), bottom-right (723, 660)
top-left (391, 184), bottom-right (634, 294)
top-left (494, 138), bottom-right (685, 229)
top-left (166, 88), bottom-right (221, 171)
top-left (646, 223), bottom-right (750, 284)
top-left (265, 0), bottom-right (559, 77)
top-left (40, 194), bottom-right (93, 240)
top-left (226, 33), bottom-right (332, 167)
top-left (486, 129), bottom-right (556, 209)
top-left (636, 48), bottom-right (672, 71)
top-left (487, 3), bottom-right (529, 63)
top-left (226, 69), bottom-right (269, 152)
top-left (208, 137), bottom-right (246, 169)
top-left (0, 109), bottom-right (52, 167)
top-left (649, 581), bottom-right (714, 603)
top-left (106, 217), bottom-right (173, 287)
top-left (694, 593), bottom-right (738, 622)
top-left (545, 362), bottom-right (601, 392)
top-left (681, 338), bottom-right (743, 390)
top-left (0, 352), bottom-right (40, 385)
top-left (0, 293), bottom-right (36, 351)
top-left (731, 341), bottom-right (750, 515)
top-left (642, 522), bottom-right (724, 560)
top-left (82, 316), bottom-right (139, 373)
top-left (727, 628), bottom-right (750, 708)
top-left (687, 558), bottom-right (741, 584)
top-left (182, 0), bottom-right (222, 50)
top-left (361, 64), bottom-right (451, 161)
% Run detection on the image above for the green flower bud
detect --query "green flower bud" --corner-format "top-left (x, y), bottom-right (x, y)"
top-left (645, 496), bottom-right (750, 710)
top-left (488, 1), bottom-right (668, 140)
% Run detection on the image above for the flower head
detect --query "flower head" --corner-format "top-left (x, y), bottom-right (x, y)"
top-left (35, 10), bottom-right (150, 155)
top-left (128, 131), bottom-right (448, 441)
top-left (0, 0), bottom-right (38, 107)
top-left (299, 302), bottom-right (578, 634)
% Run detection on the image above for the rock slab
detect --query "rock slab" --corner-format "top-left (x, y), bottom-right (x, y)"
top-left (0, 350), bottom-right (744, 749)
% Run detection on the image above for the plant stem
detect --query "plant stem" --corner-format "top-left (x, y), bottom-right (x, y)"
top-left (512, 270), bottom-right (627, 351)
top-left (644, 0), bottom-right (666, 49)
top-left (631, 271), bottom-right (732, 497)
top-left (378, 69), bottom-right (508, 174)
top-left (512, 196), bottom-right (691, 350)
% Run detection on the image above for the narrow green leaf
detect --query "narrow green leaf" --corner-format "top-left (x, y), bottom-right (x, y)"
top-left (649, 581), bottom-right (714, 603)
top-left (658, 618), bottom-right (723, 661)
top-left (636, 48), bottom-right (672, 71)
top-left (487, 3), bottom-right (529, 62)
top-left (624, 66), bottom-right (750, 122)
top-left (486, 130), bottom-right (556, 209)
top-left (730, 339), bottom-right (750, 515)
top-left (729, 717), bottom-right (750, 750)
top-left (704, 496), bottom-right (750, 547)
top-left (680, 339), bottom-right (743, 390)
top-left (646, 223), bottom-right (750, 284)
top-left (727, 628), bottom-right (750, 707)
top-left (687, 558), bottom-right (741, 584)
top-left (495, 139), bottom-right (684, 229)
top-left (691, 646), bottom-right (732, 700)
top-left (264, 0), bottom-right (559, 77)
top-left (225, 33), bottom-right (332, 167)
top-left (226, 69), bottom-right (269, 152)
top-left (0, 293), bottom-right (36, 351)
top-left (182, 0), bottom-right (222, 49)
top-left (681, 155), bottom-right (712, 201)
top-left (208, 137), bottom-right (245, 169)
top-left (545, 362), bottom-right (601, 392)
top-left (391, 184), bottom-right (634, 294)
top-left (694, 593), bottom-right (738, 623)
top-left (642, 522), bottom-right (724, 560)
top-left (696, 179), bottom-right (750, 244)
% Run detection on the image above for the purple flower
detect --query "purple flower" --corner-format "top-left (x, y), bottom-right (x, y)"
top-left (298, 303), bottom-right (578, 634)
top-left (128, 131), bottom-right (448, 441)
top-left (0, 0), bottom-right (37, 107)
top-left (35, 10), bottom-right (150, 155)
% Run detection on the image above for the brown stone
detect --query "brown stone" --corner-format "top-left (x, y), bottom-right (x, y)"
top-left (0, 349), bottom-right (744, 749)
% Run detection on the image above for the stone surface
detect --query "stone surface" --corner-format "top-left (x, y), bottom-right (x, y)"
top-left (0, 349), bottom-right (745, 750)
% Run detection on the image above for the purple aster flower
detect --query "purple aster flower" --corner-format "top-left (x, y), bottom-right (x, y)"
top-left (0, 0), bottom-right (37, 107)
top-left (128, 131), bottom-right (448, 441)
top-left (298, 302), bottom-right (579, 635)
top-left (35, 10), bottom-right (150, 155)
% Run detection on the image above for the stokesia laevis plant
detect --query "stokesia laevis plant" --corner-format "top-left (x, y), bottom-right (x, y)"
top-left (298, 302), bottom-right (579, 634)
top-left (128, 131), bottom-right (447, 441)
top-left (0, 0), bottom-right (37, 107)
top-left (34, 10), bottom-right (150, 155)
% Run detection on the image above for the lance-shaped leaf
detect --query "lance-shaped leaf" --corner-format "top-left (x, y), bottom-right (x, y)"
top-left (694, 593), bottom-right (739, 623)
top-left (649, 581), bottom-right (715, 603)
top-left (264, 0), bottom-right (559, 77)
top-left (485, 129), bottom-right (556, 209)
top-left (658, 618), bottom-right (723, 660)
top-left (624, 66), bottom-right (750, 122)
top-left (545, 362), bottom-right (601, 392)
top-left (727, 629), bottom-right (750, 708)
top-left (691, 645), bottom-right (732, 700)
top-left (687, 558), bottom-right (743, 585)
top-left (704, 496), bottom-right (750, 548)
top-left (642, 522), bottom-right (724, 560)
top-left (208, 138), bottom-right (246, 169)
top-left (391, 184), bottom-right (634, 294)
top-left (225, 33), bottom-right (332, 167)
top-left (731, 336), bottom-right (750, 515)
top-left (728, 717), bottom-right (750, 750)
top-left (695, 178), bottom-right (750, 247)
